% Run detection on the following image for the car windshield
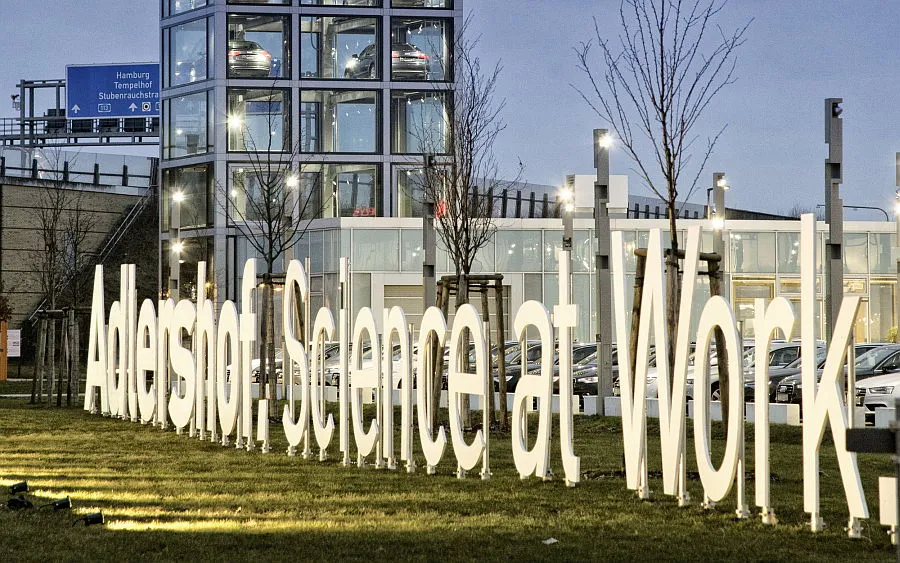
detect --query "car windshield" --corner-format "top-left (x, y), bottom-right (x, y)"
top-left (855, 346), bottom-right (898, 370)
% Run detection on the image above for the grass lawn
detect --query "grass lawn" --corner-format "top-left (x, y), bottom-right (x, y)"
top-left (0, 398), bottom-right (895, 561)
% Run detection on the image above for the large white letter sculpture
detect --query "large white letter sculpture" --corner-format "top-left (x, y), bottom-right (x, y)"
top-left (351, 308), bottom-right (381, 467)
top-left (611, 228), bottom-right (669, 498)
top-left (282, 260), bottom-right (311, 457)
top-left (416, 306), bottom-right (448, 473)
top-left (753, 296), bottom-right (795, 524)
top-left (448, 304), bottom-right (490, 480)
top-left (799, 214), bottom-right (868, 534)
top-left (382, 307), bottom-right (412, 471)
top-left (84, 267), bottom-right (107, 414)
top-left (511, 301), bottom-right (554, 481)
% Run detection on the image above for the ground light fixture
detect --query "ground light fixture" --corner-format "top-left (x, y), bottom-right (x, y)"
top-left (8, 480), bottom-right (28, 494)
top-left (42, 496), bottom-right (72, 511)
top-left (74, 512), bottom-right (105, 527)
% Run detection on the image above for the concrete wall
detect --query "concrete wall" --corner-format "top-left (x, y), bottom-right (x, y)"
top-left (0, 178), bottom-right (146, 329)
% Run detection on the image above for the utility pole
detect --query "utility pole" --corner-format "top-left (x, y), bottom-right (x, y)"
top-left (594, 129), bottom-right (613, 411)
top-left (423, 154), bottom-right (436, 310)
top-left (824, 98), bottom-right (843, 342)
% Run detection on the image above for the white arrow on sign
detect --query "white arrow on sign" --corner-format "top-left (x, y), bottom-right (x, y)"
top-left (129, 103), bottom-right (138, 112)
top-left (71, 105), bottom-right (80, 114)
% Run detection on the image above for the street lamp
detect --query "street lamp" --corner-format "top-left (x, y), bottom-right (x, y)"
top-left (593, 128), bottom-right (613, 411)
top-left (559, 180), bottom-right (574, 251)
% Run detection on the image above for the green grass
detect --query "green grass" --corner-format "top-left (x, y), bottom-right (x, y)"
top-left (0, 398), bottom-right (895, 561)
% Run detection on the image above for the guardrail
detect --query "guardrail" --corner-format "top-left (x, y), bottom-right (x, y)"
top-left (0, 155), bottom-right (156, 189)
top-left (0, 116), bottom-right (159, 145)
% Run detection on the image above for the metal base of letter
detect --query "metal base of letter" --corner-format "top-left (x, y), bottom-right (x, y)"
top-left (357, 454), bottom-right (365, 468)
top-left (702, 497), bottom-right (717, 510)
top-left (176, 427), bottom-right (183, 436)
top-left (287, 445), bottom-right (296, 457)
top-left (245, 438), bottom-right (255, 452)
top-left (319, 449), bottom-right (328, 462)
top-left (889, 527), bottom-right (897, 546)
top-left (406, 460), bottom-right (416, 474)
top-left (260, 441), bottom-right (270, 454)
top-left (427, 465), bottom-right (436, 475)
top-left (678, 491), bottom-right (691, 507)
top-left (457, 466), bottom-right (466, 479)
top-left (846, 517), bottom-right (862, 538)
top-left (810, 514), bottom-right (824, 532)
top-left (637, 486), bottom-right (650, 500)
top-left (760, 508), bottom-right (778, 525)
top-left (735, 504), bottom-right (750, 520)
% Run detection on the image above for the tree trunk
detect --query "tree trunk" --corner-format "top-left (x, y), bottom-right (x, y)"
top-left (46, 318), bottom-right (56, 404)
top-left (494, 280), bottom-right (508, 431)
top-left (456, 274), bottom-right (471, 429)
top-left (708, 257), bottom-right (729, 428)
top-left (31, 318), bottom-right (47, 404)
top-left (57, 315), bottom-right (67, 407)
top-left (266, 283), bottom-right (277, 419)
top-left (481, 286), bottom-right (495, 427)
top-left (72, 316), bottom-right (81, 405)
top-left (431, 282), bottom-right (449, 429)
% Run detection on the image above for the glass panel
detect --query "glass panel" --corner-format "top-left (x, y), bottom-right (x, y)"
top-left (778, 278), bottom-right (801, 294)
top-left (870, 233), bottom-right (896, 274)
top-left (543, 231), bottom-right (562, 273)
top-left (232, 1), bottom-right (291, 5)
top-left (573, 274), bottom-right (591, 342)
top-left (227, 88), bottom-right (289, 152)
top-left (309, 230), bottom-right (324, 273)
top-left (776, 232), bottom-right (800, 274)
top-left (165, 164), bottom-right (212, 229)
top-left (227, 14), bottom-right (290, 79)
top-left (166, 91), bottom-right (209, 158)
top-left (169, 0), bottom-right (208, 16)
top-left (301, 17), bottom-right (379, 80)
top-left (351, 273), bottom-right (372, 320)
top-left (843, 233), bottom-right (868, 274)
top-left (543, 274), bottom-right (558, 312)
top-left (229, 164), bottom-right (297, 223)
top-left (170, 18), bottom-right (208, 86)
top-left (299, 164), bottom-right (381, 218)
top-left (843, 278), bottom-right (866, 295)
top-left (729, 232), bottom-right (776, 273)
top-left (324, 229), bottom-right (339, 272)
top-left (572, 230), bottom-right (592, 273)
top-left (870, 281), bottom-right (895, 342)
top-left (352, 229), bottom-right (399, 271)
top-left (300, 90), bottom-right (378, 153)
top-left (524, 273), bottom-right (542, 302)
top-left (496, 230), bottom-right (542, 272)
top-left (398, 168), bottom-right (426, 217)
top-left (391, 91), bottom-right (449, 154)
top-left (302, 0), bottom-right (380, 4)
top-left (401, 229), bottom-right (424, 271)
top-left (390, 18), bottom-right (451, 81)
top-left (621, 230), bottom-right (637, 272)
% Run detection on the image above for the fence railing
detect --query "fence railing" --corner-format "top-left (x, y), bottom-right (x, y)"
top-left (0, 155), bottom-right (157, 189)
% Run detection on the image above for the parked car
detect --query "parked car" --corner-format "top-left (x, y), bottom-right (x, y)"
top-left (228, 40), bottom-right (273, 77)
top-left (774, 343), bottom-right (900, 405)
top-left (855, 371), bottom-right (900, 423)
top-left (389, 43), bottom-right (430, 80)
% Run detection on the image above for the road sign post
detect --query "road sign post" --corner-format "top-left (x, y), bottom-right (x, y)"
top-left (66, 63), bottom-right (160, 119)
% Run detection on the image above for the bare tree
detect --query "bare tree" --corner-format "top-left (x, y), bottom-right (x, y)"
top-left (27, 148), bottom-right (72, 404)
top-left (575, 0), bottom-right (749, 378)
top-left (416, 16), bottom-right (522, 428)
top-left (219, 89), bottom-right (323, 418)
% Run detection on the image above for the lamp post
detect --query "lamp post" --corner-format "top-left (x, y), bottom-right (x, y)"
top-left (423, 154), bottom-right (436, 310)
top-left (168, 188), bottom-right (183, 299)
top-left (824, 98), bottom-right (844, 342)
top-left (594, 129), bottom-right (613, 410)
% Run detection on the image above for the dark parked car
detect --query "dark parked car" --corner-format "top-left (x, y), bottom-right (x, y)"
top-left (774, 343), bottom-right (900, 405)
top-left (228, 40), bottom-right (272, 77)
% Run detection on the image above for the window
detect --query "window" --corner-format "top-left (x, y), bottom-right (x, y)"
top-left (869, 233), bottom-right (896, 274)
top-left (164, 164), bottom-right (212, 229)
top-left (843, 233), bottom-right (868, 274)
top-left (729, 232), bottom-right (776, 273)
top-left (227, 14), bottom-right (290, 79)
top-left (227, 88), bottom-right (290, 152)
top-left (390, 18), bottom-right (451, 81)
top-left (353, 229), bottom-right (399, 271)
top-left (166, 0), bottom-right (208, 16)
top-left (496, 230), bottom-right (542, 272)
top-left (776, 232), bottom-right (800, 274)
top-left (397, 169), bottom-right (426, 217)
top-left (869, 281), bottom-right (895, 342)
top-left (301, 17), bottom-right (379, 79)
top-left (299, 164), bottom-right (381, 218)
top-left (168, 18), bottom-right (210, 87)
top-left (229, 165), bottom-right (302, 224)
top-left (391, 0), bottom-right (453, 9)
top-left (302, 0), bottom-right (381, 5)
top-left (165, 91), bottom-right (211, 158)
top-left (391, 91), bottom-right (449, 153)
top-left (301, 90), bottom-right (379, 153)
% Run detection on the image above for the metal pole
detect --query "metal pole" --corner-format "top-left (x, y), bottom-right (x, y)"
top-left (594, 129), bottom-right (613, 411)
top-left (712, 172), bottom-right (727, 259)
top-left (824, 98), bottom-right (844, 342)
top-left (895, 153), bottom-right (900, 340)
top-left (168, 192), bottom-right (181, 300)
top-left (423, 154), bottom-right (436, 310)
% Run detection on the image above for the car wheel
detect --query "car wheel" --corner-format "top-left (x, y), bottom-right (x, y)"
top-left (711, 384), bottom-right (721, 402)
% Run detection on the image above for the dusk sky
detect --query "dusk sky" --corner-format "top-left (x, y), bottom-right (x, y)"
top-left (0, 0), bottom-right (897, 216)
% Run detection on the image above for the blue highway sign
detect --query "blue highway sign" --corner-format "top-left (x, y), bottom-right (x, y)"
top-left (66, 63), bottom-right (160, 119)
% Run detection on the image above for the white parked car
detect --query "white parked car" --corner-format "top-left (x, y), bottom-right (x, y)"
top-left (855, 371), bottom-right (900, 423)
